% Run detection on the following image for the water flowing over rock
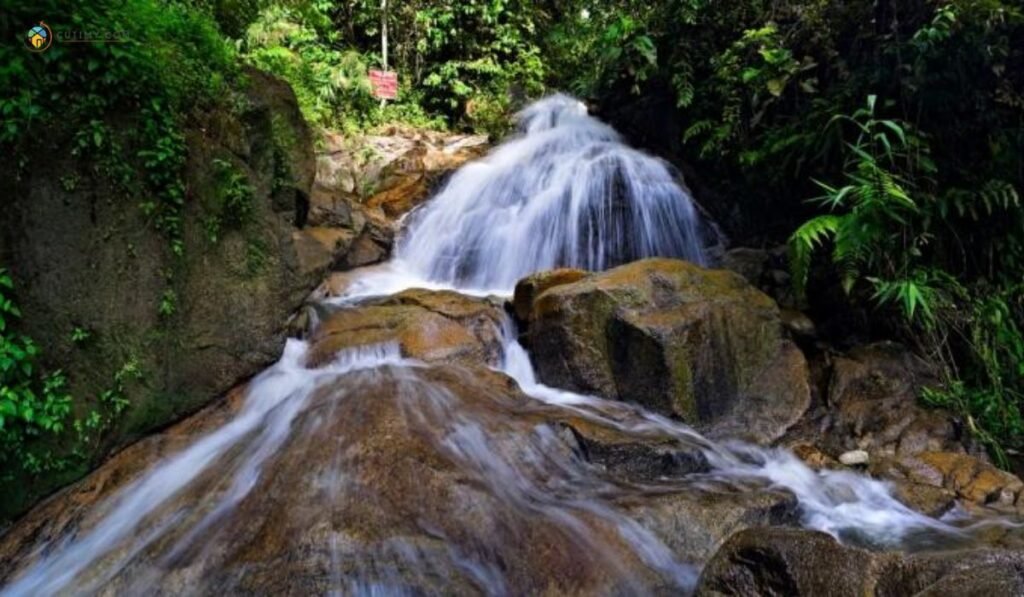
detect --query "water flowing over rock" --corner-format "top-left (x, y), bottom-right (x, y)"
top-left (393, 94), bottom-right (708, 292)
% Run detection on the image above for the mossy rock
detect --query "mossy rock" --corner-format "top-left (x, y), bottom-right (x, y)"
top-left (0, 68), bottom-right (322, 520)
top-left (520, 258), bottom-right (810, 443)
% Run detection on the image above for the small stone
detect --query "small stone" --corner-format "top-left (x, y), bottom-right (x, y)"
top-left (790, 443), bottom-right (837, 470)
top-left (780, 309), bottom-right (816, 338)
top-left (839, 450), bottom-right (870, 466)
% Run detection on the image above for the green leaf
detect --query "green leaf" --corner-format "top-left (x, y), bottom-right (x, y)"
top-left (766, 77), bottom-right (787, 97)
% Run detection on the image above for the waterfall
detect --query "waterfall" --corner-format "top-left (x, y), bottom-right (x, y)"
top-left (343, 94), bottom-right (706, 298)
top-left (399, 94), bottom-right (705, 291)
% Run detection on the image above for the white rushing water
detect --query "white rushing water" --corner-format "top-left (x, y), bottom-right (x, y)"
top-left (495, 324), bottom-right (971, 549)
top-left (341, 94), bottom-right (706, 299)
top-left (1, 94), bottom-right (1007, 596)
top-left (3, 342), bottom-right (414, 596)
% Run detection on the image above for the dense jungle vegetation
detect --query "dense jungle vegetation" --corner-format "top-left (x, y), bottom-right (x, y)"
top-left (0, 0), bottom-right (1022, 479)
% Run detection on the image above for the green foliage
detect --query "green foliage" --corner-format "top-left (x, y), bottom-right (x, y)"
top-left (0, 269), bottom-right (72, 477)
top-left (790, 97), bottom-right (1024, 462)
top-left (241, 4), bottom-right (377, 129)
top-left (1, 0), bottom-right (236, 259)
top-left (138, 106), bottom-right (189, 257)
top-left (0, 267), bottom-right (148, 485)
top-left (245, 237), bottom-right (270, 276)
top-left (397, 0), bottom-right (546, 122)
top-left (921, 283), bottom-right (1024, 466)
top-left (159, 290), bottom-right (178, 318)
top-left (204, 158), bottom-right (255, 243)
top-left (789, 97), bottom-right (924, 308)
top-left (70, 327), bottom-right (92, 346)
top-left (71, 356), bottom-right (144, 453)
top-left (239, 0), bottom-right (545, 133)
top-left (686, 21), bottom-right (813, 159)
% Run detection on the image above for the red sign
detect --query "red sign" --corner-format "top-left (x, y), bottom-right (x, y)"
top-left (369, 70), bottom-right (398, 99)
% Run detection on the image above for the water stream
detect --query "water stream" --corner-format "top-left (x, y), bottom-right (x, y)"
top-left (0, 95), bottom-right (1008, 596)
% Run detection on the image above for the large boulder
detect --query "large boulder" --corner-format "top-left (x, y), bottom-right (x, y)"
top-left (518, 258), bottom-right (811, 443)
top-left (696, 527), bottom-right (1024, 596)
top-left (696, 528), bottom-right (879, 596)
top-left (0, 68), bottom-right (327, 519)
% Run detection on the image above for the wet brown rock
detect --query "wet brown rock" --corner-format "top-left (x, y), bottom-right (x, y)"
top-left (307, 187), bottom-right (354, 228)
top-left (877, 549), bottom-right (1024, 596)
top-left (790, 443), bottom-right (839, 470)
top-left (780, 308), bottom-right (816, 339)
top-left (696, 528), bottom-right (881, 596)
top-left (520, 259), bottom-right (811, 444)
top-left (292, 227), bottom-right (357, 275)
top-left (365, 174), bottom-right (429, 219)
top-left (887, 481), bottom-right (958, 517)
top-left (341, 225), bottom-right (391, 269)
top-left (624, 489), bottom-right (798, 564)
top-left (307, 289), bottom-right (505, 367)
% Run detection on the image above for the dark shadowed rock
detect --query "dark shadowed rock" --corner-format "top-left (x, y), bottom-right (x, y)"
top-left (623, 490), bottom-right (799, 565)
top-left (696, 527), bottom-right (1024, 596)
top-left (720, 245), bottom-right (798, 309)
top-left (818, 343), bottom-right (976, 459)
top-left (696, 528), bottom-right (881, 596)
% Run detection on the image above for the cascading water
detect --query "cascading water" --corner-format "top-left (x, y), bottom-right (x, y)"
top-left (1, 95), bottom-right (1014, 596)
top-left (342, 94), bottom-right (706, 298)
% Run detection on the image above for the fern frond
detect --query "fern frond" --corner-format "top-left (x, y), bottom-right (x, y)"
top-left (938, 180), bottom-right (1019, 222)
top-left (788, 214), bottom-right (841, 300)
top-left (683, 120), bottom-right (714, 143)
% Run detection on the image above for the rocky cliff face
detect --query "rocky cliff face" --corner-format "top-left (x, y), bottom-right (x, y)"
top-left (0, 68), bottom-right (325, 519)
